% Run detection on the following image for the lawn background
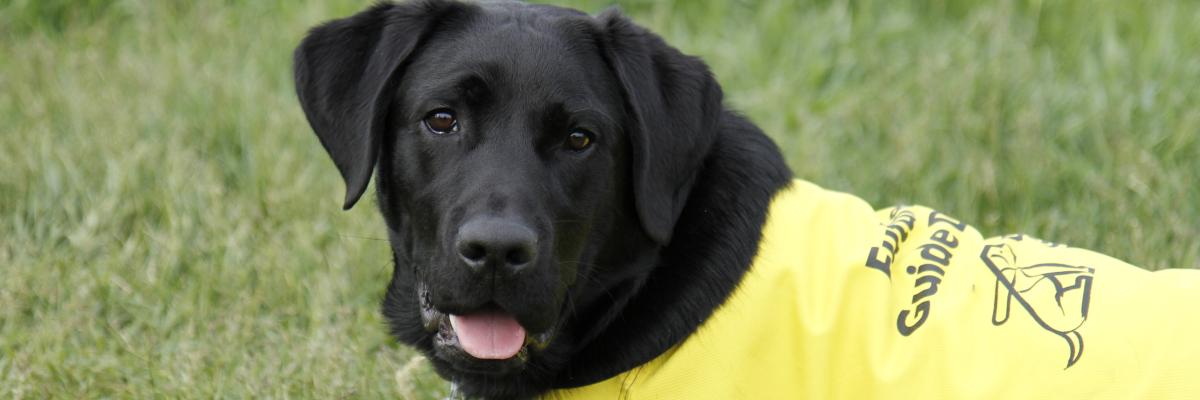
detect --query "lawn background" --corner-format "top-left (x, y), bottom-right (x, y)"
top-left (2, 0), bottom-right (1197, 398)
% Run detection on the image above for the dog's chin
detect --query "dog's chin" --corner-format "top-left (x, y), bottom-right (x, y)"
top-left (418, 284), bottom-right (556, 376)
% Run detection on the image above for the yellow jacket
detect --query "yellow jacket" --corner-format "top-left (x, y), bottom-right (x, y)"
top-left (554, 180), bottom-right (1200, 399)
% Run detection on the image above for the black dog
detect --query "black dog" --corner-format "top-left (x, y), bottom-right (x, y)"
top-left (296, 1), bottom-right (1200, 399)
top-left (295, 1), bottom-right (792, 396)
top-left (294, 0), bottom-right (789, 397)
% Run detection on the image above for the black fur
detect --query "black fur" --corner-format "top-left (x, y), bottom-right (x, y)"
top-left (294, 1), bottom-right (791, 398)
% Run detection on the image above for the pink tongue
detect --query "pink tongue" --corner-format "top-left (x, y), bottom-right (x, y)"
top-left (449, 311), bottom-right (527, 360)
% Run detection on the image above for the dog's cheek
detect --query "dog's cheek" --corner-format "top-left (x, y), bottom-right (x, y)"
top-left (567, 149), bottom-right (616, 198)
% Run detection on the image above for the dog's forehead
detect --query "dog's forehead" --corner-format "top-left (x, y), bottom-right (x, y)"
top-left (406, 4), bottom-right (612, 102)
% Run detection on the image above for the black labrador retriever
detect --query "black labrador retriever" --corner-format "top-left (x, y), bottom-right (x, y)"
top-left (295, 1), bottom-right (789, 397)
top-left (293, 1), bottom-right (1200, 399)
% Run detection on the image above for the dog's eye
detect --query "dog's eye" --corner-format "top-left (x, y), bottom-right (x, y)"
top-left (566, 130), bottom-right (593, 151)
top-left (423, 109), bottom-right (459, 134)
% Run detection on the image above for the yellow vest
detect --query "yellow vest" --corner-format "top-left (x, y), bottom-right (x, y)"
top-left (553, 180), bottom-right (1200, 399)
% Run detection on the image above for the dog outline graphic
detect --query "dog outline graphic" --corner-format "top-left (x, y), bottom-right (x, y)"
top-left (981, 243), bottom-right (1095, 368)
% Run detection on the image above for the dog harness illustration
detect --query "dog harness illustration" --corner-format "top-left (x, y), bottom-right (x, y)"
top-left (983, 242), bottom-right (1094, 368)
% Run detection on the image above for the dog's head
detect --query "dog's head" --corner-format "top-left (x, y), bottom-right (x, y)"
top-left (294, 0), bottom-right (725, 395)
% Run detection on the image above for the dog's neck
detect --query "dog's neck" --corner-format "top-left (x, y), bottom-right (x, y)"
top-left (553, 111), bottom-right (793, 387)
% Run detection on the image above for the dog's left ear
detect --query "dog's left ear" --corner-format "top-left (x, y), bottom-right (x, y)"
top-left (598, 10), bottom-right (724, 245)
top-left (293, 1), bottom-right (467, 209)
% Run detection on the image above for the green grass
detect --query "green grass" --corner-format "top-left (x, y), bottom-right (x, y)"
top-left (2, 0), bottom-right (1197, 398)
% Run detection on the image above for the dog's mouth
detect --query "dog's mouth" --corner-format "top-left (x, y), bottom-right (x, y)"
top-left (419, 285), bottom-right (554, 373)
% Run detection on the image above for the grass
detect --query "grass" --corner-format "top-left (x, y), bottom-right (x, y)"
top-left (1, 0), bottom-right (1197, 398)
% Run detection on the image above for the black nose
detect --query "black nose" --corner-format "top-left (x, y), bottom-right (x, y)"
top-left (455, 218), bottom-right (537, 272)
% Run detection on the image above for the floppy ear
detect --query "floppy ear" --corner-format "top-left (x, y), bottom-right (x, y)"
top-left (598, 10), bottom-right (725, 245)
top-left (293, 0), bottom-right (465, 209)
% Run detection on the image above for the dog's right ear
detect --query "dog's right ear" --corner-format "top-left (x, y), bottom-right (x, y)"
top-left (293, 1), bottom-right (466, 209)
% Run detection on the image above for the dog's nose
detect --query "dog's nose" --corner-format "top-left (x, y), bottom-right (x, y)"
top-left (455, 218), bottom-right (537, 273)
